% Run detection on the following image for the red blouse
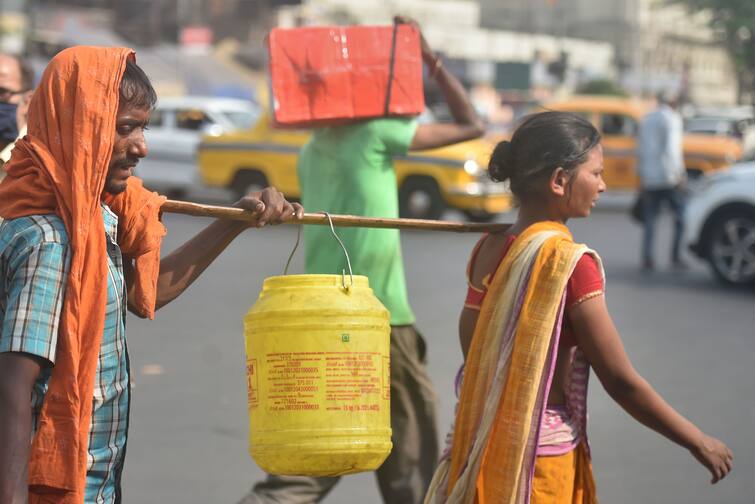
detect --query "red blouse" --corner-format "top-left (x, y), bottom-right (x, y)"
top-left (464, 234), bottom-right (603, 347)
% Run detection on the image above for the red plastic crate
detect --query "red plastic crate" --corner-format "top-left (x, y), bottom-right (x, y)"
top-left (268, 25), bottom-right (425, 127)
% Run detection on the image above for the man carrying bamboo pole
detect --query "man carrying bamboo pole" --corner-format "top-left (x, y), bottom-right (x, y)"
top-left (0, 46), bottom-right (302, 504)
top-left (241, 17), bottom-right (484, 504)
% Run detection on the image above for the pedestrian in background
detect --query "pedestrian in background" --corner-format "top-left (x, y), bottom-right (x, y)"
top-left (425, 111), bottom-right (732, 503)
top-left (0, 52), bottom-right (34, 176)
top-left (636, 92), bottom-right (688, 271)
top-left (240, 16), bottom-right (484, 504)
top-left (0, 46), bottom-right (301, 504)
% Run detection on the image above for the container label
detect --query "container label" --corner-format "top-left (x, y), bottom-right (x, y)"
top-left (266, 352), bottom-right (322, 412)
top-left (382, 356), bottom-right (390, 400)
top-left (247, 358), bottom-right (259, 408)
top-left (324, 351), bottom-right (380, 411)
top-left (262, 350), bottom-right (385, 413)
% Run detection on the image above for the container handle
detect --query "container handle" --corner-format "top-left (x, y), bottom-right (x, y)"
top-left (283, 212), bottom-right (354, 290)
top-left (283, 224), bottom-right (302, 276)
top-left (324, 212), bottom-right (355, 290)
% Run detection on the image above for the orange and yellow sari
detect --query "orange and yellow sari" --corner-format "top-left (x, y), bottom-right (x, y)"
top-left (425, 222), bottom-right (600, 504)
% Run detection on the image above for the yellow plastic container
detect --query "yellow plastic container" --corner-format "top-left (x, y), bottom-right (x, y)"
top-left (244, 274), bottom-right (392, 476)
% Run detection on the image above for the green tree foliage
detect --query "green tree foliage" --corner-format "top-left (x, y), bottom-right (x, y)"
top-left (671, 0), bottom-right (755, 103)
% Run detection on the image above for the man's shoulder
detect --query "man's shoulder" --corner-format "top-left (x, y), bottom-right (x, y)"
top-left (641, 109), bottom-right (670, 133)
top-left (660, 107), bottom-right (682, 124)
top-left (0, 214), bottom-right (69, 250)
top-left (643, 108), bottom-right (662, 121)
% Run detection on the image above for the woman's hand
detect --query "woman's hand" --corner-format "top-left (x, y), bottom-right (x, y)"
top-left (690, 433), bottom-right (733, 484)
top-left (234, 186), bottom-right (303, 227)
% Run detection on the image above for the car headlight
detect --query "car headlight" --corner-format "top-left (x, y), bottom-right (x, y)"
top-left (464, 159), bottom-right (480, 175)
top-left (203, 124), bottom-right (225, 137)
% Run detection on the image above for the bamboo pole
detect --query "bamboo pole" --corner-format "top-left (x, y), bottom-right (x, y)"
top-left (162, 200), bottom-right (510, 234)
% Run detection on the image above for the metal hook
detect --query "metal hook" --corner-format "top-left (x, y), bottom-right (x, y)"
top-left (324, 212), bottom-right (354, 290)
top-left (283, 224), bottom-right (302, 276)
top-left (282, 213), bottom-right (354, 291)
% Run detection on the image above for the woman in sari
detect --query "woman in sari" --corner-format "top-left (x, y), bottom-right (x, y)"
top-left (426, 112), bottom-right (732, 504)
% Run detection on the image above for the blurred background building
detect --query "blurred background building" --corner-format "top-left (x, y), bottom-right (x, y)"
top-left (478, 0), bottom-right (738, 104)
top-left (0, 0), bottom-right (746, 107)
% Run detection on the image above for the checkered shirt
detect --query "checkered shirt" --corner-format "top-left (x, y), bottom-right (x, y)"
top-left (0, 205), bottom-right (129, 504)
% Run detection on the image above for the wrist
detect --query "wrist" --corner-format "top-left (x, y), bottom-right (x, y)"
top-left (687, 428), bottom-right (707, 452)
top-left (218, 210), bottom-right (252, 232)
top-left (428, 55), bottom-right (443, 78)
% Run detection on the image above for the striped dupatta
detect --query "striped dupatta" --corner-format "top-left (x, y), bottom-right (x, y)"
top-left (425, 221), bottom-right (600, 504)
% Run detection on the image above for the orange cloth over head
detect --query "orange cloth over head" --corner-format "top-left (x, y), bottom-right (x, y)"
top-left (0, 46), bottom-right (166, 502)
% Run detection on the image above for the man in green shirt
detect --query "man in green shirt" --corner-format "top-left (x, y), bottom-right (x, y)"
top-left (300, 117), bottom-right (418, 325)
top-left (241, 17), bottom-right (484, 504)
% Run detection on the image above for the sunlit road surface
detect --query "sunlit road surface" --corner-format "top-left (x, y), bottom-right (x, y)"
top-left (123, 201), bottom-right (754, 503)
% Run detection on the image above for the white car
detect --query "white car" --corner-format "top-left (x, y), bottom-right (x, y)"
top-left (685, 161), bottom-right (755, 285)
top-left (685, 107), bottom-right (755, 159)
top-left (136, 96), bottom-right (259, 197)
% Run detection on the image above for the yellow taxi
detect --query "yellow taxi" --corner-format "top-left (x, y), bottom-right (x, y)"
top-left (197, 113), bottom-right (513, 220)
top-left (545, 97), bottom-right (743, 190)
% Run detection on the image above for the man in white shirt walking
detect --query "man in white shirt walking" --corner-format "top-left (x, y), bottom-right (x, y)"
top-left (637, 92), bottom-right (687, 271)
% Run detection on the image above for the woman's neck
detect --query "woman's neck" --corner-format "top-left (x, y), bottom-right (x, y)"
top-left (510, 200), bottom-right (567, 234)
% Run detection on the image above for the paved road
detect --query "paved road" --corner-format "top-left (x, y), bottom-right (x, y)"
top-left (122, 206), bottom-right (754, 503)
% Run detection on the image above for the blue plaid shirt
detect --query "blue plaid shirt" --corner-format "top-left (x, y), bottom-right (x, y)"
top-left (0, 205), bottom-right (129, 504)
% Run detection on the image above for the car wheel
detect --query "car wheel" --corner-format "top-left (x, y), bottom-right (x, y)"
top-left (399, 177), bottom-right (445, 220)
top-left (464, 210), bottom-right (497, 223)
top-left (707, 211), bottom-right (755, 285)
top-left (231, 170), bottom-right (269, 201)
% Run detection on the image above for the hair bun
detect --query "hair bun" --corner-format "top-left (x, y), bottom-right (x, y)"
top-left (488, 140), bottom-right (514, 182)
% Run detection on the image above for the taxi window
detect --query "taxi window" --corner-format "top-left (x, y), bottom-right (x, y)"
top-left (601, 113), bottom-right (637, 136)
top-left (176, 108), bottom-right (211, 131)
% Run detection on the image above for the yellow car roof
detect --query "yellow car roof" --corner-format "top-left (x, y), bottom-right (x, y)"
top-left (543, 96), bottom-right (651, 120)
